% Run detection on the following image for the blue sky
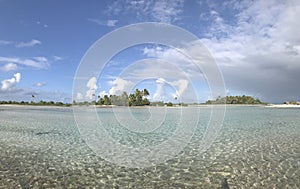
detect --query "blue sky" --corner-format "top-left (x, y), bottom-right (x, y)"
top-left (0, 0), bottom-right (300, 103)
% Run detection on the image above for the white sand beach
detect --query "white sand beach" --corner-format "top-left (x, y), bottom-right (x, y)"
top-left (266, 104), bottom-right (300, 108)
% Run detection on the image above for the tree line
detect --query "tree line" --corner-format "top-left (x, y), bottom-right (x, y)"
top-left (0, 100), bottom-right (72, 107)
top-left (82, 89), bottom-right (151, 106)
top-left (205, 95), bottom-right (266, 105)
top-left (1, 93), bottom-right (266, 107)
top-left (0, 88), bottom-right (178, 107)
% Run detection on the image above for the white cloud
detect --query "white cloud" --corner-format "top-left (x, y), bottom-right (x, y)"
top-left (156, 77), bottom-right (166, 84)
top-left (107, 20), bottom-right (118, 27)
top-left (141, 45), bottom-right (206, 80)
top-left (87, 18), bottom-right (118, 27)
top-left (0, 73), bottom-right (21, 92)
top-left (85, 77), bottom-right (98, 99)
top-left (35, 82), bottom-right (46, 87)
top-left (87, 18), bottom-right (102, 25)
top-left (0, 63), bottom-right (18, 72)
top-left (199, 0), bottom-right (300, 102)
top-left (14, 73), bottom-right (21, 82)
top-left (53, 56), bottom-right (63, 61)
top-left (152, 0), bottom-right (184, 23)
top-left (0, 39), bottom-right (41, 48)
top-left (152, 78), bottom-right (189, 101)
top-left (139, 42), bottom-right (224, 101)
top-left (15, 39), bottom-right (41, 48)
top-left (0, 56), bottom-right (50, 69)
top-left (143, 46), bottom-right (190, 65)
top-left (103, 45), bottom-right (208, 102)
top-left (0, 40), bottom-right (13, 46)
top-left (99, 90), bottom-right (108, 97)
top-left (76, 92), bottom-right (83, 100)
top-left (36, 21), bottom-right (49, 28)
top-left (105, 0), bottom-right (184, 24)
top-left (109, 78), bottom-right (134, 95)
top-left (202, 0), bottom-right (300, 63)
top-left (152, 78), bottom-right (167, 101)
top-left (171, 79), bottom-right (189, 98)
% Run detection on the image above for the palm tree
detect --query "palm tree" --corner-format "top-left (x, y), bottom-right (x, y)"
top-left (31, 94), bottom-right (35, 103)
top-left (142, 89), bottom-right (149, 96)
top-left (135, 89), bottom-right (142, 105)
top-left (103, 95), bottom-right (111, 105)
top-left (128, 94), bottom-right (135, 106)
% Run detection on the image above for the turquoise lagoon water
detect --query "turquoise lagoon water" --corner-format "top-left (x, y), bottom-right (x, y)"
top-left (0, 106), bottom-right (299, 188)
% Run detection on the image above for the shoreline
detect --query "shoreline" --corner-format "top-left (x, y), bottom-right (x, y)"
top-left (266, 104), bottom-right (300, 108)
top-left (0, 104), bottom-right (71, 109)
top-left (2, 104), bottom-right (300, 109)
top-left (1, 104), bottom-right (265, 108)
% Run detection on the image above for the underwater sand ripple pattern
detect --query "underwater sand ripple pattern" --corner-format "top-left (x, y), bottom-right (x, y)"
top-left (0, 106), bottom-right (299, 188)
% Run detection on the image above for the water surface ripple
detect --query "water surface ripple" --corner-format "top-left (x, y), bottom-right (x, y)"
top-left (0, 106), bottom-right (299, 188)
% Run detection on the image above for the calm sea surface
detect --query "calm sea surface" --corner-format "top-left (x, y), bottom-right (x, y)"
top-left (0, 106), bottom-right (299, 188)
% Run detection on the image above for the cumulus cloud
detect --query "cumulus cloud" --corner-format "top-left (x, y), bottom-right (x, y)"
top-left (109, 47), bottom-right (208, 102)
top-left (15, 39), bottom-right (41, 48)
top-left (76, 92), bottom-right (83, 100)
top-left (152, 78), bottom-right (189, 101)
top-left (85, 0), bottom-right (299, 103)
top-left (171, 79), bottom-right (189, 98)
top-left (99, 90), bottom-right (108, 97)
top-left (152, 78), bottom-right (167, 101)
top-left (199, 0), bottom-right (300, 102)
top-left (0, 73), bottom-right (21, 92)
top-left (0, 63), bottom-right (18, 72)
top-left (86, 77), bottom-right (98, 99)
top-left (109, 78), bottom-right (134, 95)
top-left (142, 45), bottom-right (209, 80)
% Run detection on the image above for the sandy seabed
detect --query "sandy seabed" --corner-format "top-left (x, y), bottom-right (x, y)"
top-left (0, 106), bottom-right (299, 188)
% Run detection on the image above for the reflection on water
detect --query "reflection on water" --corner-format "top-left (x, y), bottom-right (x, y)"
top-left (0, 106), bottom-right (299, 188)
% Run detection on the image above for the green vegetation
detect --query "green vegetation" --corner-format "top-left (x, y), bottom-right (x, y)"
top-left (92, 89), bottom-right (150, 106)
top-left (0, 100), bottom-right (72, 107)
top-left (149, 101), bottom-right (165, 106)
top-left (166, 102), bottom-right (173, 107)
top-left (284, 101), bottom-right (300, 105)
top-left (205, 95), bottom-right (266, 105)
top-left (2, 92), bottom-right (267, 107)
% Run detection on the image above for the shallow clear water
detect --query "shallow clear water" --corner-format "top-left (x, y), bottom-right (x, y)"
top-left (0, 106), bottom-right (299, 188)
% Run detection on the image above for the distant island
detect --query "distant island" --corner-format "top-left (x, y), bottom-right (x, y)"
top-left (0, 93), bottom-right (270, 107)
top-left (0, 100), bottom-right (72, 107)
top-left (283, 101), bottom-right (300, 105)
top-left (205, 95), bottom-right (267, 105)
top-left (74, 89), bottom-right (186, 107)
top-left (0, 89), bottom-right (182, 107)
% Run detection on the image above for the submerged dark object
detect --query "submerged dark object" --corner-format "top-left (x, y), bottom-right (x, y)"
top-left (35, 131), bottom-right (51, 135)
top-left (221, 178), bottom-right (230, 189)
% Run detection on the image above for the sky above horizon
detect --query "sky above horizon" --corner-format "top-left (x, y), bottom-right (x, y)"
top-left (0, 0), bottom-right (300, 103)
